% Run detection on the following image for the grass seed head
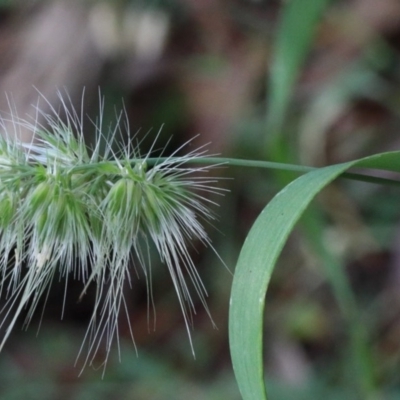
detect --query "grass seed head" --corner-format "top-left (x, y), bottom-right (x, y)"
top-left (0, 91), bottom-right (224, 371)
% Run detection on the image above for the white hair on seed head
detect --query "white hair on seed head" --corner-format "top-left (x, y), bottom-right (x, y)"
top-left (0, 89), bottom-right (226, 374)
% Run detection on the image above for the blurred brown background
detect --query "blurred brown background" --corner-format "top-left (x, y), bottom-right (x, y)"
top-left (2, 0), bottom-right (400, 399)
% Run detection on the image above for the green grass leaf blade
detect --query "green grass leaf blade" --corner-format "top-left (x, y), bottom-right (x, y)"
top-left (229, 151), bottom-right (400, 400)
top-left (267, 0), bottom-right (330, 135)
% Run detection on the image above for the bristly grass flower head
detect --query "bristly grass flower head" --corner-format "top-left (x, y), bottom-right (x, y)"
top-left (0, 91), bottom-right (225, 372)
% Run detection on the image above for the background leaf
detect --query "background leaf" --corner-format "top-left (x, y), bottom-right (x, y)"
top-left (267, 0), bottom-right (330, 137)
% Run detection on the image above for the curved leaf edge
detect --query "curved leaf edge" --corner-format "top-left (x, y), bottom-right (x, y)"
top-left (229, 151), bottom-right (400, 400)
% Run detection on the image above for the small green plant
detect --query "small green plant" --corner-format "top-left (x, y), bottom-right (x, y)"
top-left (1, 89), bottom-right (400, 398)
top-left (0, 91), bottom-right (399, 399)
top-left (0, 3), bottom-right (399, 398)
